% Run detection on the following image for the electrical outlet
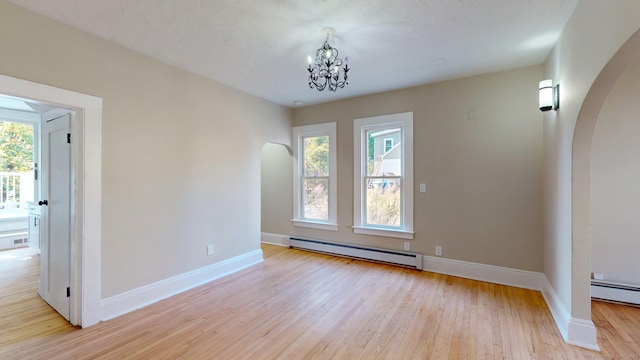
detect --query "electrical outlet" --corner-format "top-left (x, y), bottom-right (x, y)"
top-left (404, 241), bottom-right (410, 251)
top-left (419, 183), bottom-right (427, 193)
top-left (435, 245), bottom-right (442, 256)
top-left (207, 244), bottom-right (214, 255)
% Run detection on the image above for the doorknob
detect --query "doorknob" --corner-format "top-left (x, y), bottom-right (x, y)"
top-left (38, 200), bottom-right (48, 206)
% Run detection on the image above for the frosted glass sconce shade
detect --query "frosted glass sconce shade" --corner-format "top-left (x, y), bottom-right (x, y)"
top-left (539, 79), bottom-right (559, 111)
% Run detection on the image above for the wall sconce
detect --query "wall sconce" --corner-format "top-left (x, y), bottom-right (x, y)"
top-left (539, 79), bottom-right (559, 111)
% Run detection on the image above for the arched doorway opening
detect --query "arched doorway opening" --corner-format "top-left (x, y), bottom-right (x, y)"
top-left (572, 27), bottom-right (640, 348)
top-left (260, 142), bottom-right (293, 247)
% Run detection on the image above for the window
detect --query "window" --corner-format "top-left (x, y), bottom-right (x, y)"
top-left (354, 112), bottom-right (413, 239)
top-left (292, 122), bottom-right (337, 231)
top-left (0, 110), bottom-right (39, 220)
top-left (384, 138), bottom-right (393, 153)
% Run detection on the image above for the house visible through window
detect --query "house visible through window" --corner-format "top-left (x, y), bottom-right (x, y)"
top-left (354, 113), bottom-right (413, 239)
top-left (367, 129), bottom-right (401, 227)
top-left (292, 122), bottom-right (337, 231)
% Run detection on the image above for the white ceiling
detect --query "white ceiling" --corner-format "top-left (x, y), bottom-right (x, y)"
top-left (7, 0), bottom-right (578, 108)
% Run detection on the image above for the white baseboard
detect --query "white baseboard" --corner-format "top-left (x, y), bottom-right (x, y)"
top-left (541, 277), bottom-right (571, 341)
top-left (541, 277), bottom-right (600, 351)
top-left (423, 257), bottom-right (600, 350)
top-left (100, 249), bottom-right (264, 321)
top-left (422, 255), bottom-right (544, 291)
top-left (260, 232), bottom-right (289, 247)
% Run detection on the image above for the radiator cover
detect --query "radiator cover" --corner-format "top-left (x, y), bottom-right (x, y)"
top-left (591, 280), bottom-right (640, 305)
top-left (289, 237), bottom-right (423, 270)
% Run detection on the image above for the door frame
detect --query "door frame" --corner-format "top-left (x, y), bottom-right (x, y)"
top-left (0, 74), bottom-right (102, 328)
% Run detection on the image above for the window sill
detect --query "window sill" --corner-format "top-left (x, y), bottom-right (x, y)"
top-left (292, 219), bottom-right (338, 231)
top-left (352, 226), bottom-right (414, 239)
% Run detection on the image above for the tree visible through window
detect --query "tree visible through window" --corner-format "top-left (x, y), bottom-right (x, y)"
top-left (0, 122), bottom-right (33, 172)
top-left (0, 121), bottom-right (35, 209)
top-left (292, 122), bottom-right (337, 230)
top-left (302, 135), bottom-right (329, 220)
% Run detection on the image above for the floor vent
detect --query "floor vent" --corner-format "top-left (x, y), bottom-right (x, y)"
top-left (13, 237), bottom-right (28, 245)
top-left (591, 280), bottom-right (640, 306)
top-left (289, 237), bottom-right (423, 270)
top-left (0, 232), bottom-right (29, 250)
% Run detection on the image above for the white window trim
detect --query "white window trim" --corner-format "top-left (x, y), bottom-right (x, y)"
top-left (353, 112), bottom-right (413, 239)
top-left (292, 122), bottom-right (338, 231)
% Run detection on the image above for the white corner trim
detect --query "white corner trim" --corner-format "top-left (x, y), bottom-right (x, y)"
top-left (541, 277), bottom-right (600, 351)
top-left (423, 255), bottom-right (544, 291)
top-left (261, 232), bottom-right (290, 247)
top-left (100, 249), bottom-right (263, 321)
top-left (567, 317), bottom-right (600, 351)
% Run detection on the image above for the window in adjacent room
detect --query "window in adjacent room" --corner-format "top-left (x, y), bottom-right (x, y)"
top-left (353, 112), bottom-right (413, 239)
top-left (292, 122), bottom-right (337, 231)
top-left (0, 118), bottom-right (37, 219)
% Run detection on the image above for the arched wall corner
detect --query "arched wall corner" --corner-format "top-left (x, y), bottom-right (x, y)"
top-left (0, 74), bottom-right (103, 328)
top-left (262, 142), bottom-right (293, 156)
top-left (571, 28), bottom-right (640, 347)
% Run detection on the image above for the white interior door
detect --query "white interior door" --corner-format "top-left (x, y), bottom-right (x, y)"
top-left (39, 113), bottom-right (71, 321)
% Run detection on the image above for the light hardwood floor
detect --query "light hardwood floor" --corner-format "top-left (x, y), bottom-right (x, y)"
top-left (1, 244), bottom-right (638, 359)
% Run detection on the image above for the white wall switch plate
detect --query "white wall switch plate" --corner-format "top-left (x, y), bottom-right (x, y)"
top-left (419, 183), bottom-right (427, 193)
top-left (207, 244), bottom-right (214, 255)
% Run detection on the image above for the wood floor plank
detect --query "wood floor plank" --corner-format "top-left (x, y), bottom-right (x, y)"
top-left (1, 244), bottom-right (639, 359)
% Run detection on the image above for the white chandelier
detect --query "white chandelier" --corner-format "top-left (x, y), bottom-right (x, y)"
top-left (307, 27), bottom-right (349, 91)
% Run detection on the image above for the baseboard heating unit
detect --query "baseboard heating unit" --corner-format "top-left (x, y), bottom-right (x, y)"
top-left (591, 280), bottom-right (640, 305)
top-left (289, 237), bottom-right (423, 270)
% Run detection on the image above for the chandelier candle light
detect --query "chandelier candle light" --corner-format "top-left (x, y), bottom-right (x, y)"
top-left (308, 27), bottom-right (349, 91)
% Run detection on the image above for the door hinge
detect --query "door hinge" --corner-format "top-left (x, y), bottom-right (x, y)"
top-left (67, 133), bottom-right (71, 144)
top-left (67, 287), bottom-right (71, 297)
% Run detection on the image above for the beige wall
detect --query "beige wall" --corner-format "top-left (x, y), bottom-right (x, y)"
top-left (0, 1), bottom-right (292, 298)
top-left (7, 0), bottom-right (640, 341)
top-left (261, 143), bottom-right (293, 235)
top-left (543, 0), bottom-right (640, 327)
top-left (289, 65), bottom-right (543, 272)
top-left (591, 56), bottom-right (640, 286)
